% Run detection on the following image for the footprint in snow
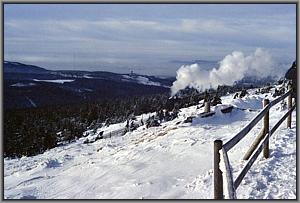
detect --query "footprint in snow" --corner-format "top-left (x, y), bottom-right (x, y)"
top-left (42, 159), bottom-right (62, 168)
top-left (10, 176), bottom-right (46, 190)
top-left (63, 154), bottom-right (74, 161)
top-left (20, 195), bottom-right (37, 199)
top-left (202, 126), bottom-right (212, 130)
top-left (144, 147), bottom-right (153, 152)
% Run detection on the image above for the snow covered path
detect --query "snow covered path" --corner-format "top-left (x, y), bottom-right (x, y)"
top-left (4, 88), bottom-right (296, 199)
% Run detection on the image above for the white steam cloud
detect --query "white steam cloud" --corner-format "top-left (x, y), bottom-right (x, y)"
top-left (171, 48), bottom-right (278, 96)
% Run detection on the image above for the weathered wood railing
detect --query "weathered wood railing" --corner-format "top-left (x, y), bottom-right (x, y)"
top-left (214, 86), bottom-right (296, 199)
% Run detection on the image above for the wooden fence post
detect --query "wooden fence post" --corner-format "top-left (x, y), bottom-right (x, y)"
top-left (243, 129), bottom-right (264, 160)
top-left (263, 99), bottom-right (269, 159)
top-left (204, 101), bottom-right (211, 113)
top-left (214, 140), bottom-right (223, 199)
top-left (287, 84), bottom-right (292, 128)
top-left (243, 99), bottom-right (270, 160)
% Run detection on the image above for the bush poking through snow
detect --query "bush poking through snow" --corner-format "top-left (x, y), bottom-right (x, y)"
top-left (233, 89), bottom-right (249, 99)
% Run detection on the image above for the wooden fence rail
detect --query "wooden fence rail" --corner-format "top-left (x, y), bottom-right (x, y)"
top-left (214, 86), bottom-right (296, 199)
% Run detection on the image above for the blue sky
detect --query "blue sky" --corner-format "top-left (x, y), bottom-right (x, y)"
top-left (4, 4), bottom-right (296, 76)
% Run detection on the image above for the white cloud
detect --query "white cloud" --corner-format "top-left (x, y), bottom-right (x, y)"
top-left (5, 16), bottom-right (295, 40)
top-left (4, 13), bottom-right (296, 75)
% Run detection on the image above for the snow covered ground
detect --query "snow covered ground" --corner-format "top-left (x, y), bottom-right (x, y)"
top-left (4, 87), bottom-right (296, 199)
top-left (10, 83), bottom-right (36, 87)
top-left (33, 79), bottom-right (75, 84)
top-left (122, 75), bottom-right (166, 87)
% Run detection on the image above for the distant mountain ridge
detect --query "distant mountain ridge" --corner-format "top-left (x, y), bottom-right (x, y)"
top-left (170, 59), bottom-right (218, 64)
top-left (3, 61), bottom-right (175, 110)
top-left (4, 61), bottom-right (49, 74)
top-left (3, 61), bottom-right (175, 85)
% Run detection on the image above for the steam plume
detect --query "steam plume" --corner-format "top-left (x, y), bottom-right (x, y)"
top-left (171, 48), bottom-right (277, 96)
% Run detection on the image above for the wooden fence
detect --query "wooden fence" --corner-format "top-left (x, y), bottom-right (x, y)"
top-left (214, 86), bottom-right (296, 199)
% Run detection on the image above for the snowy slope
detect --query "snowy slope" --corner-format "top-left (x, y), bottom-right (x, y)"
top-left (4, 87), bottom-right (296, 199)
top-left (32, 79), bottom-right (75, 84)
top-left (122, 75), bottom-right (165, 87)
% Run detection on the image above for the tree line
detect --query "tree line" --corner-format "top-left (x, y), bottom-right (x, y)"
top-left (4, 84), bottom-right (259, 158)
top-left (4, 91), bottom-right (196, 158)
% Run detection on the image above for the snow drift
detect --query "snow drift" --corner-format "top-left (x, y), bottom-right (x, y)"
top-left (171, 48), bottom-right (276, 96)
